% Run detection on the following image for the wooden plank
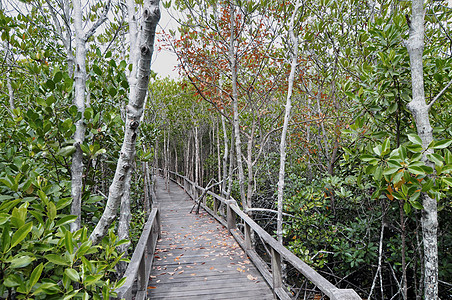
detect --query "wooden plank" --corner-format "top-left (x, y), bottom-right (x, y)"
top-left (148, 176), bottom-right (274, 299)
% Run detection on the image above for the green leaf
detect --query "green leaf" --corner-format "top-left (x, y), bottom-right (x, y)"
top-left (443, 177), bottom-right (452, 187)
top-left (9, 255), bottom-right (34, 268)
top-left (421, 179), bottom-right (434, 192)
top-left (374, 166), bottom-right (383, 181)
top-left (47, 202), bottom-right (57, 221)
top-left (432, 139), bottom-right (452, 149)
top-left (57, 145), bottom-right (76, 157)
top-left (407, 134), bottom-right (423, 145)
top-left (10, 222), bottom-right (32, 248)
top-left (410, 199), bottom-right (423, 210)
top-left (65, 230), bottom-right (74, 254)
top-left (53, 71), bottom-right (63, 83)
top-left (427, 153), bottom-right (444, 167)
top-left (29, 263), bottom-right (44, 291)
top-left (32, 282), bottom-right (61, 295)
top-left (45, 254), bottom-right (70, 266)
top-left (4, 274), bottom-right (21, 287)
top-left (83, 274), bottom-right (103, 286)
top-left (1, 223), bottom-right (11, 253)
top-left (0, 198), bottom-right (21, 212)
top-left (383, 167), bottom-right (400, 175)
top-left (408, 166), bottom-right (425, 175)
top-left (55, 215), bottom-right (77, 227)
top-left (56, 197), bottom-right (72, 210)
top-left (64, 268), bottom-right (80, 282)
top-left (46, 79), bottom-right (55, 90)
top-left (403, 201), bottom-right (411, 214)
top-left (387, 102), bottom-right (398, 114)
top-left (373, 145), bottom-right (382, 156)
top-left (398, 146), bottom-right (407, 160)
top-left (381, 138), bottom-right (391, 156)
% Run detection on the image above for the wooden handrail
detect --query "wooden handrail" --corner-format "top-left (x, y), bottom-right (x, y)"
top-left (112, 206), bottom-right (160, 300)
top-left (166, 170), bottom-right (361, 300)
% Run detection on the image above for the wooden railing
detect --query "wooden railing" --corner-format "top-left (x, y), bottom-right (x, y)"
top-left (112, 206), bottom-right (160, 300)
top-left (166, 170), bottom-right (361, 300)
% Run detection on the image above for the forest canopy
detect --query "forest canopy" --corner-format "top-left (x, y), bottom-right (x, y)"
top-left (0, 0), bottom-right (451, 299)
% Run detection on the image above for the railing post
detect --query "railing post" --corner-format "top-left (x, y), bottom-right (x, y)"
top-left (226, 200), bottom-right (237, 231)
top-left (213, 197), bottom-right (220, 215)
top-left (244, 222), bottom-right (252, 251)
top-left (271, 248), bottom-right (282, 290)
top-left (137, 254), bottom-right (146, 291)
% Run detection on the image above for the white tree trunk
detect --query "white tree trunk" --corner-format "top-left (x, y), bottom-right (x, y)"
top-left (70, 0), bottom-right (110, 232)
top-left (117, 0), bottom-right (141, 263)
top-left (70, 0), bottom-right (87, 232)
top-left (89, 0), bottom-right (160, 244)
top-left (229, 1), bottom-right (247, 208)
top-left (276, 0), bottom-right (300, 244)
top-left (221, 112), bottom-right (229, 195)
top-left (406, 1), bottom-right (438, 298)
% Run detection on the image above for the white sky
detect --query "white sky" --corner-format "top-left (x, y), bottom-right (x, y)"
top-left (151, 5), bottom-right (179, 79)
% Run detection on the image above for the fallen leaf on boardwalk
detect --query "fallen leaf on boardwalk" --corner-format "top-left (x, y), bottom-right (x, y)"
top-left (156, 280), bottom-right (160, 283)
top-left (190, 273), bottom-right (196, 276)
top-left (247, 275), bottom-right (257, 281)
top-left (148, 287), bottom-right (157, 289)
top-left (210, 267), bottom-right (214, 270)
top-left (178, 270), bottom-right (184, 274)
top-left (237, 267), bottom-right (244, 272)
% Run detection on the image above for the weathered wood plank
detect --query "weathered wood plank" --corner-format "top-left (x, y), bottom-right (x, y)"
top-left (148, 176), bottom-right (274, 299)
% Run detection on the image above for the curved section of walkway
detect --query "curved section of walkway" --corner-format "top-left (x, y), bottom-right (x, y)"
top-left (148, 176), bottom-right (274, 299)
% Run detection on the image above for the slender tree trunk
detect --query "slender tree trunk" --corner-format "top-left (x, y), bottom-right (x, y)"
top-left (221, 112), bottom-right (229, 195)
top-left (117, 168), bottom-right (132, 275)
top-left (226, 126), bottom-right (235, 200)
top-left (70, 0), bottom-right (87, 232)
top-left (399, 199), bottom-right (408, 300)
top-left (229, 1), bottom-right (246, 208)
top-left (276, 0), bottom-right (300, 243)
top-left (217, 118), bottom-right (221, 183)
top-left (6, 73), bottom-right (14, 113)
top-left (194, 126), bottom-right (200, 185)
top-left (89, 0), bottom-right (160, 244)
top-left (406, 1), bottom-right (438, 298)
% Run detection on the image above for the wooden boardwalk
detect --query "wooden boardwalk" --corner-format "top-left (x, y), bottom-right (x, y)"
top-left (148, 177), bottom-right (274, 299)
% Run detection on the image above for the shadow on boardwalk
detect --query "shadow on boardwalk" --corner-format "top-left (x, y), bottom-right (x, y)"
top-left (148, 176), bottom-right (274, 299)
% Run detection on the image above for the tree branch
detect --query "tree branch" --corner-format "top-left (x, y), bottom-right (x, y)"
top-left (84, 0), bottom-right (112, 42)
top-left (428, 77), bottom-right (452, 111)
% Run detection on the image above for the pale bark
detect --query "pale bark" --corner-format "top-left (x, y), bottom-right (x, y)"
top-left (89, 0), bottom-right (160, 244)
top-left (6, 73), bottom-right (14, 113)
top-left (229, 1), bottom-right (247, 209)
top-left (70, 0), bottom-right (110, 232)
top-left (70, 0), bottom-right (87, 232)
top-left (117, 169), bottom-right (132, 275)
top-left (406, 1), bottom-right (438, 298)
top-left (117, 0), bottom-right (140, 256)
top-left (276, 0), bottom-right (300, 244)
top-left (194, 126), bottom-right (200, 185)
top-left (221, 112), bottom-right (229, 195)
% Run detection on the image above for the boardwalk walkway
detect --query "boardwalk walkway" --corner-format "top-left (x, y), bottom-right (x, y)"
top-left (148, 176), bottom-right (274, 299)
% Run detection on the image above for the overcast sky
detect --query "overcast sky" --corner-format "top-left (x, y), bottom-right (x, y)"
top-left (151, 5), bottom-right (179, 79)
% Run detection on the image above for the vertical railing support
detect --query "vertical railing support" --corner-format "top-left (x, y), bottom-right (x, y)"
top-left (226, 200), bottom-right (237, 231)
top-left (213, 197), bottom-right (220, 215)
top-left (271, 248), bottom-right (282, 290)
top-left (244, 222), bottom-right (252, 251)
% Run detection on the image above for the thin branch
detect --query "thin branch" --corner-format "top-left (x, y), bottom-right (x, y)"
top-left (84, 0), bottom-right (112, 42)
top-left (428, 77), bottom-right (452, 110)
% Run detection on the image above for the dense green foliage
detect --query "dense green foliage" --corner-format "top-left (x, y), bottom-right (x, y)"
top-left (1, 0), bottom-right (451, 299)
